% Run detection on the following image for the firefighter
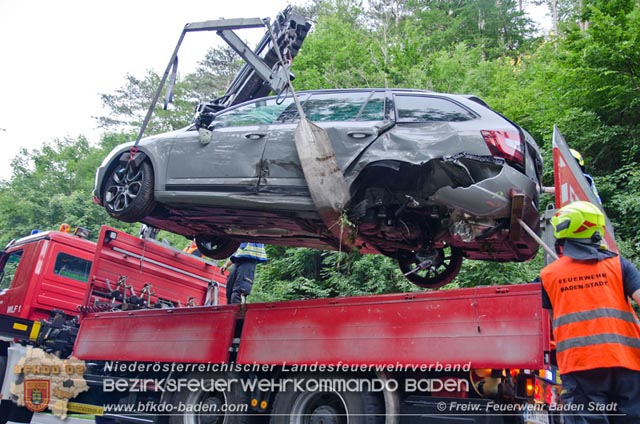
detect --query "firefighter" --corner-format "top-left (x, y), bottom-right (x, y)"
top-left (183, 239), bottom-right (202, 257)
top-left (221, 243), bottom-right (267, 304)
top-left (570, 148), bottom-right (601, 203)
top-left (540, 201), bottom-right (640, 423)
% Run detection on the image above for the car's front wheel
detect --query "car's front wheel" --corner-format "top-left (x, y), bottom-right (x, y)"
top-left (103, 160), bottom-right (156, 223)
top-left (195, 236), bottom-right (241, 260)
top-left (398, 244), bottom-right (463, 289)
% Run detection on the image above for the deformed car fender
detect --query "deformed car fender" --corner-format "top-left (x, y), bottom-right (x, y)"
top-left (117, 149), bottom-right (147, 169)
top-left (431, 164), bottom-right (537, 218)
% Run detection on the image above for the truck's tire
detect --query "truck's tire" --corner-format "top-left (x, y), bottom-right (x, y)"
top-left (103, 159), bottom-right (156, 223)
top-left (0, 355), bottom-right (32, 424)
top-left (0, 355), bottom-right (9, 424)
top-left (1, 404), bottom-right (33, 424)
top-left (0, 355), bottom-right (6, 391)
top-left (168, 372), bottom-right (251, 424)
top-left (270, 373), bottom-right (384, 424)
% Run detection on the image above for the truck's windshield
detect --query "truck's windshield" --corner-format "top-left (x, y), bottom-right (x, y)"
top-left (0, 250), bottom-right (23, 290)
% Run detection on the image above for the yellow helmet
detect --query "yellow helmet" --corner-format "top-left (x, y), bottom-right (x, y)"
top-left (570, 149), bottom-right (584, 167)
top-left (551, 201), bottom-right (605, 240)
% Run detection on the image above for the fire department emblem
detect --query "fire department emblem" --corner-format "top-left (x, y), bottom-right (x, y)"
top-left (24, 379), bottom-right (50, 412)
top-left (11, 347), bottom-right (89, 418)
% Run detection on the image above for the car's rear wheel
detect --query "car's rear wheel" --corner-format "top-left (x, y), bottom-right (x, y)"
top-left (195, 236), bottom-right (241, 260)
top-left (103, 160), bottom-right (156, 223)
top-left (398, 244), bottom-right (463, 289)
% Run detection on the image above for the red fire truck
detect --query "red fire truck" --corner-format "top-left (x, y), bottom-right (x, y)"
top-left (57, 128), bottom-right (601, 424)
top-left (0, 1), bottom-right (619, 419)
top-left (0, 133), bottom-right (606, 424)
top-left (0, 225), bottom-right (226, 421)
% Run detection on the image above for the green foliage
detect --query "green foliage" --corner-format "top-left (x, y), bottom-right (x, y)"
top-left (3, 0), bottom-right (640, 302)
top-left (96, 45), bottom-right (243, 136)
top-left (455, 255), bottom-right (545, 287)
top-left (0, 133), bottom-right (141, 245)
top-left (251, 247), bottom-right (418, 302)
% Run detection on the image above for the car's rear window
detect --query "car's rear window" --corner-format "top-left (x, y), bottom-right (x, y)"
top-left (395, 95), bottom-right (475, 122)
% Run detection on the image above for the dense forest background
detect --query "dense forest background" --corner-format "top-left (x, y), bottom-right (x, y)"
top-left (1, 0), bottom-right (639, 302)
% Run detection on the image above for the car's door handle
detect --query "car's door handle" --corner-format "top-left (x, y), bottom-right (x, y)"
top-left (244, 133), bottom-right (267, 140)
top-left (347, 131), bottom-right (374, 139)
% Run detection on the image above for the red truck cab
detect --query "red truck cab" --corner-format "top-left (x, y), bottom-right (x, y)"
top-left (0, 228), bottom-right (95, 322)
top-left (0, 226), bottom-right (228, 422)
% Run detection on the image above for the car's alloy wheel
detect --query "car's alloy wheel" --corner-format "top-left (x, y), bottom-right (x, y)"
top-left (398, 244), bottom-right (463, 289)
top-left (103, 160), bottom-right (156, 223)
top-left (195, 236), bottom-right (241, 260)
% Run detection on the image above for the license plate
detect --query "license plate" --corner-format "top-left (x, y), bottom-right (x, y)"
top-left (524, 409), bottom-right (550, 424)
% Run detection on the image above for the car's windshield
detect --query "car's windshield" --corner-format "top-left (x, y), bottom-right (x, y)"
top-left (214, 98), bottom-right (296, 128)
top-left (277, 92), bottom-right (386, 123)
top-left (214, 92), bottom-right (388, 126)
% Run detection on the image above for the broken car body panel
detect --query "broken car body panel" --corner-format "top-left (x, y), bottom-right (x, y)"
top-left (95, 89), bottom-right (543, 276)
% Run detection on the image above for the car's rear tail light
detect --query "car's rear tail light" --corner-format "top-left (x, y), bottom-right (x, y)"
top-left (481, 130), bottom-right (524, 166)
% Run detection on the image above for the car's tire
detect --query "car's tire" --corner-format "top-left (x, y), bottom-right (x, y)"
top-left (167, 372), bottom-right (251, 424)
top-left (398, 244), bottom-right (463, 289)
top-left (195, 236), bottom-right (241, 260)
top-left (103, 160), bottom-right (156, 223)
top-left (270, 373), bottom-right (384, 424)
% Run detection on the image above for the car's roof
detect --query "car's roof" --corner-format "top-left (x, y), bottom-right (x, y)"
top-left (294, 88), bottom-right (474, 97)
top-left (254, 88), bottom-right (491, 108)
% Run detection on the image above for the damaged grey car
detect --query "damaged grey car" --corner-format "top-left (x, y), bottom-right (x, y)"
top-left (94, 88), bottom-right (543, 288)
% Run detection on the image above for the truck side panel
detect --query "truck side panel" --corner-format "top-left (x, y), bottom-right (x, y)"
top-left (74, 284), bottom-right (550, 369)
top-left (238, 284), bottom-right (550, 369)
top-left (87, 226), bottom-right (226, 308)
top-left (73, 306), bottom-right (238, 363)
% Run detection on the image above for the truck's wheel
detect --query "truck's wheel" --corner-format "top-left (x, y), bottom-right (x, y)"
top-left (168, 372), bottom-right (251, 424)
top-left (270, 374), bottom-right (384, 424)
top-left (0, 355), bottom-right (6, 389)
top-left (103, 159), bottom-right (156, 223)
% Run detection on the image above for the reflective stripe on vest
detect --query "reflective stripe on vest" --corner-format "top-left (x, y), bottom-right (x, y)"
top-left (540, 255), bottom-right (640, 373)
top-left (557, 333), bottom-right (640, 352)
top-left (233, 243), bottom-right (267, 262)
top-left (553, 308), bottom-right (640, 328)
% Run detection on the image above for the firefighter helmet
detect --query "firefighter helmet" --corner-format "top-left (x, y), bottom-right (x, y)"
top-left (551, 201), bottom-right (605, 241)
top-left (570, 149), bottom-right (585, 167)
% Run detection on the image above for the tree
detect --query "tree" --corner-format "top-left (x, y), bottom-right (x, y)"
top-left (3, 0), bottom-right (640, 300)
top-left (96, 45), bottom-right (243, 135)
top-left (0, 133), bottom-right (140, 245)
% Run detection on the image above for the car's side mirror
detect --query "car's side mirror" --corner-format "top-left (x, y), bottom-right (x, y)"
top-left (198, 127), bottom-right (213, 145)
top-left (198, 122), bottom-right (220, 145)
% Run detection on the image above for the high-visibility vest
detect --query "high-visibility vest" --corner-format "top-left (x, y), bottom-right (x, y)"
top-left (232, 243), bottom-right (267, 262)
top-left (541, 255), bottom-right (640, 373)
